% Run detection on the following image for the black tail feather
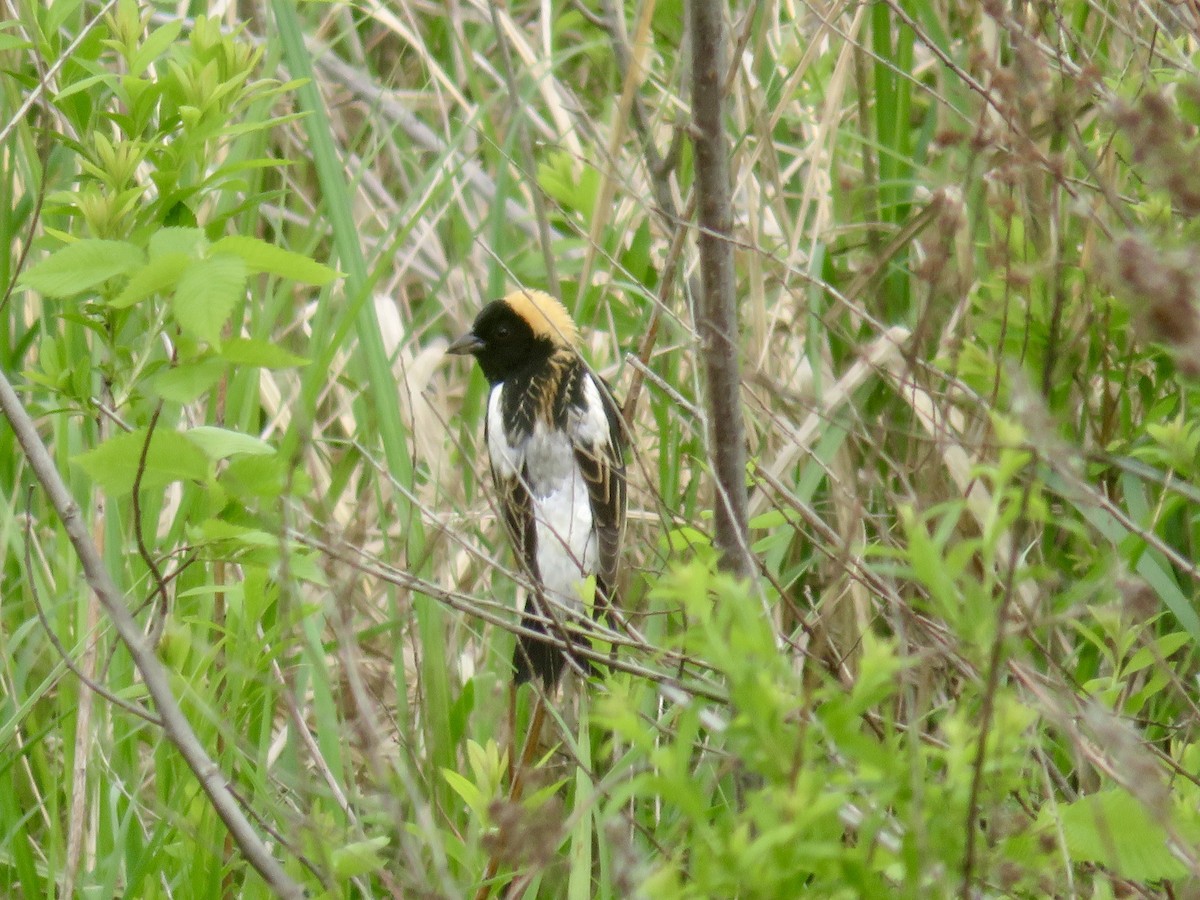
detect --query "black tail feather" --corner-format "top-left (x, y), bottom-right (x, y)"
top-left (512, 610), bottom-right (593, 686)
top-left (513, 580), bottom-right (619, 686)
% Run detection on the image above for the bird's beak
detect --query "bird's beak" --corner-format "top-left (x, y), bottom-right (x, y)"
top-left (445, 331), bottom-right (484, 356)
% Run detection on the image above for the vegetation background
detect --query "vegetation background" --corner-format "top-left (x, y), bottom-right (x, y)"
top-left (3, 0), bottom-right (1200, 896)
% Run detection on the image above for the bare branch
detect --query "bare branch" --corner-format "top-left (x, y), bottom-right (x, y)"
top-left (687, 1), bottom-right (752, 578)
top-left (0, 371), bottom-right (306, 899)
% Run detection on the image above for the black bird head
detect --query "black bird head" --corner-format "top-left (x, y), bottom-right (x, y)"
top-left (446, 290), bottom-right (579, 384)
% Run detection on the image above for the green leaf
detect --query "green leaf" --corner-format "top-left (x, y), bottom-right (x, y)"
top-left (220, 337), bottom-right (309, 368)
top-left (1056, 790), bottom-right (1192, 881)
top-left (211, 235), bottom-right (338, 285)
top-left (153, 358), bottom-right (226, 403)
top-left (330, 836), bottom-right (390, 881)
top-left (749, 509), bottom-right (788, 529)
top-left (662, 526), bottom-right (712, 552)
top-left (901, 507), bottom-right (960, 616)
top-left (109, 252), bottom-right (191, 308)
top-left (621, 219), bottom-right (653, 282)
top-left (73, 428), bottom-right (209, 494)
top-left (1124, 632), bottom-right (1191, 678)
top-left (0, 30), bottom-right (31, 53)
top-left (129, 19), bottom-right (182, 76)
top-left (537, 151), bottom-right (599, 214)
top-left (171, 254), bottom-right (246, 344)
top-left (442, 769), bottom-right (486, 819)
top-left (149, 227), bottom-right (207, 259)
top-left (220, 454), bottom-right (305, 499)
top-left (185, 426), bottom-right (274, 461)
top-left (447, 678), bottom-right (475, 746)
top-left (53, 73), bottom-right (118, 103)
top-left (524, 777), bottom-right (571, 810)
top-left (191, 519), bottom-right (277, 548)
top-left (45, 0), bottom-right (84, 32)
top-left (20, 239), bottom-right (143, 298)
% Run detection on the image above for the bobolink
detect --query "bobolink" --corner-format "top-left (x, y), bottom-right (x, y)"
top-left (447, 289), bottom-right (627, 685)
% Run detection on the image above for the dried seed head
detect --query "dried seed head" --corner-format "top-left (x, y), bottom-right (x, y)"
top-left (482, 796), bottom-right (564, 869)
top-left (1112, 90), bottom-right (1200, 216)
top-left (1117, 576), bottom-right (1158, 622)
top-left (1107, 234), bottom-right (1200, 376)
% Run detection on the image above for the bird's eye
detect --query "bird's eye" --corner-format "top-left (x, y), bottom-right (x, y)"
top-left (495, 324), bottom-right (511, 339)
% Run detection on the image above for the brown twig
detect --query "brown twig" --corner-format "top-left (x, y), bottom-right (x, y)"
top-left (0, 370), bottom-right (306, 898)
top-left (687, 2), bottom-right (753, 578)
top-left (298, 530), bottom-right (729, 702)
top-left (130, 402), bottom-right (173, 648)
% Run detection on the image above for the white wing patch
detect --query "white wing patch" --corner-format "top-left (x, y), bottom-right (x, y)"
top-left (486, 385), bottom-right (521, 477)
top-left (572, 374), bottom-right (612, 446)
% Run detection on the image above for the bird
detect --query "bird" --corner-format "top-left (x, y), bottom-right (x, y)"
top-left (446, 288), bottom-right (627, 686)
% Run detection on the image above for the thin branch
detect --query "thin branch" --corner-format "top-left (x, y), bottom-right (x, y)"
top-left (131, 402), bottom-right (172, 647)
top-left (23, 497), bottom-right (162, 726)
top-left (0, 372), bottom-right (306, 899)
top-left (0, 0), bottom-right (119, 149)
top-left (687, 1), bottom-right (753, 578)
top-left (297, 531), bottom-right (730, 703)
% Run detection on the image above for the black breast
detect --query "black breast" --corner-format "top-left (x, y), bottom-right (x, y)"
top-left (501, 350), bottom-right (584, 442)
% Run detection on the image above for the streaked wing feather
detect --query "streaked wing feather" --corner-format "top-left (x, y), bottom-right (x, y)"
top-left (486, 392), bottom-right (538, 580)
top-left (573, 371), bottom-right (627, 607)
